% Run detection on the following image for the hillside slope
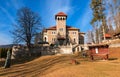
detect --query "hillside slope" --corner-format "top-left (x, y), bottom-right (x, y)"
top-left (0, 48), bottom-right (120, 77)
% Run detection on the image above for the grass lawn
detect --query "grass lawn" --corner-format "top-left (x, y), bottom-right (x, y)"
top-left (0, 47), bottom-right (120, 77)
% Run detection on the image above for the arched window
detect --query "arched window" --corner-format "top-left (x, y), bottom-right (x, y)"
top-left (74, 38), bottom-right (76, 42)
top-left (63, 17), bottom-right (66, 20)
top-left (60, 17), bottom-right (62, 20)
top-left (58, 17), bottom-right (60, 20)
top-left (45, 37), bottom-right (46, 42)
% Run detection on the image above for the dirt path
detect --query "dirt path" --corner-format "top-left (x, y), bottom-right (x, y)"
top-left (0, 55), bottom-right (120, 77)
top-left (0, 55), bottom-right (81, 77)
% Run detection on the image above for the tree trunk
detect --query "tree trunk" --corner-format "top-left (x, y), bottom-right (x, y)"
top-left (27, 42), bottom-right (32, 56)
top-left (103, 25), bottom-right (106, 41)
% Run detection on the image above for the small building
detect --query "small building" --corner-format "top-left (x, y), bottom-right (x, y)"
top-left (102, 34), bottom-right (112, 43)
top-left (113, 32), bottom-right (120, 39)
top-left (103, 34), bottom-right (112, 40)
top-left (88, 44), bottom-right (109, 60)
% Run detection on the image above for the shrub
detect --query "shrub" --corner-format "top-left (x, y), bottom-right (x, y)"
top-left (50, 44), bottom-right (55, 49)
top-left (1, 48), bottom-right (7, 58)
top-left (0, 48), bottom-right (2, 58)
top-left (0, 48), bottom-right (12, 58)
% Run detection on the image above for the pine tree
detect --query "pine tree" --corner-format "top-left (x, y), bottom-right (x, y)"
top-left (90, 0), bottom-right (107, 43)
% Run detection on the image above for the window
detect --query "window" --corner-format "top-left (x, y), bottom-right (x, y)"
top-left (95, 48), bottom-right (99, 54)
top-left (73, 32), bottom-right (76, 35)
top-left (74, 38), bottom-right (75, 42)
top-left (67, 32), bottom-right (69, 34)
top-left (59, 28), bottom-right (63, 31)
top-left (52, 38), bottom-right (56, 42)
top-left (44, 37), bottom-right (47, 42)
top-left (52, 31), bottom-right (56, 34)
top-left (52, 38), bottom-right (54, 42)
top-left (54, 38), bottom-right (56, 41)
top-left (74, 32), bottom-right (76, 34)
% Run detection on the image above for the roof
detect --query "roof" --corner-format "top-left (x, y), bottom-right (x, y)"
top-left (79, 32), bottom-right (85, 34)
top-left (113, 32), bottom-right (120, 36)
top-left (67, 26), bottom-right (79, 30)
top-left (57, 37), bottom-right (66, 40)
top-left (43, 29), bottom-right (47, 32)
top-left (46, 26), bottom-right (56, 30)
top-left (38, 41), bottom-right (49, 44)
top-left (88, 44), bottom-right (109, 48)
top-left (104, 34), bottom-right (111, 38)
top-left (55, 12), bottom-right (67, 16)
top-left (46, 25), bottom-right (79, 30)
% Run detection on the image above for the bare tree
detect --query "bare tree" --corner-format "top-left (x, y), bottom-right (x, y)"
top-left (108, 24), bottom-right (115, 36)
top-left (12, 7), bottom-right (42, 54)
top-left (107, 0), bottom-right (120, 33)
top-left (86, 30), bottom-right (95, 44)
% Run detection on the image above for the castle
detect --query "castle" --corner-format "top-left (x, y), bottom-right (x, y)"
top-left (42, 12), bottom-right (85, 45)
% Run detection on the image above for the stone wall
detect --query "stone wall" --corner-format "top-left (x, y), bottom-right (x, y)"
top-left (12, 46), bottom-right (56, 59)
top-left (32, 46), bottom-right (55, 56)
top-left (57, 46), bottom-right (73, 54)
top-left (12, 46), bottom-right (29, 59)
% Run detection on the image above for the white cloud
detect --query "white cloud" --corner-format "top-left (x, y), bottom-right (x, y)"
top-left (81, 7), bottom-right (92, 27)
top-left (0, 7), bottom-right (15, 24)
top-left (46, 0), bottom-right (72, 14)
top-left (0, 33), bottom-right (12, 45)
top-left (44, 0), bottom-right (73, 27)
top-left (75, 1), bottom-right (92, 32)
top-left (11, 0), bottom-right (24, 10)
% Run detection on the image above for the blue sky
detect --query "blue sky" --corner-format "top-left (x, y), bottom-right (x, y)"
top-left (0, 0), bottom-right (93, 45)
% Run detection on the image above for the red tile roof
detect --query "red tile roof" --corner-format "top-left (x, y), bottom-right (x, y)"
top-left (67, 26), bottom-right (79, 30)
top-left (46, 25), bottom-right (79, 30)
top-left (57, 37), bottom-right (66, 40)
top-left (104, 34), bottom-right (111, 38)
top-left (46, 26), bottom-right (56, 30)
top-left (55, 12), bottom-right (67, 16)
top-left (43, 29), bottom-right (47, 32)
top-left (79, 32), bottom-right (85, 34)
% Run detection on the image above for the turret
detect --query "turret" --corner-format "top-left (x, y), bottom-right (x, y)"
top-left (55, 12), bottom-right (67, 39)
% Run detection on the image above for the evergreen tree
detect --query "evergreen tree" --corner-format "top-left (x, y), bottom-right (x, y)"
top-left (90, 0), bottom-right (107, 43)
top-left (0, 48), bottom-right (1, 58)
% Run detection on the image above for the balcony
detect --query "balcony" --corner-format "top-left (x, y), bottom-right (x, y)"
top-left (57, 35), bottom-right (66, 40)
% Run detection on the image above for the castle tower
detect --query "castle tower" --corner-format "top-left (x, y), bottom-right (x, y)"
top-left (55, 12), bottom-right (67, 39)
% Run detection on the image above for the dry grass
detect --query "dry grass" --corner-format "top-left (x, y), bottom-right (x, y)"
top-left (109, 39), bottom-right (120, 44)
top-left (0, 48), bottom-right (120, 77)
top-left (109, 47), bottom-right (120, 59)
top-left (41, 60), bottom-right (120, 77)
